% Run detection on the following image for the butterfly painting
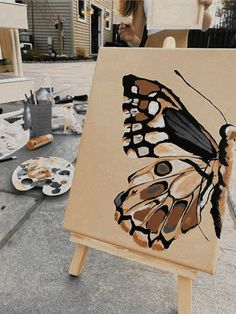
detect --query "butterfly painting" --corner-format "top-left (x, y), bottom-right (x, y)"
top-left (114, 72), bottom-right (236, 251)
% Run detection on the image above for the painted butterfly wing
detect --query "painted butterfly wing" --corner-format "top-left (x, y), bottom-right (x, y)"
top-left (114, 156), bottom-right (219, 250)
top-left (115, 74), bottom-right (227, 250)
top-left (122, 74), bottom-right (218, 162)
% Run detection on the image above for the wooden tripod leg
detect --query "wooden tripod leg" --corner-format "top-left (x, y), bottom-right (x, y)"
top-left (178, 275), bottom-right (192, 314)
top-left (69, 243), bottom-right (89, 277)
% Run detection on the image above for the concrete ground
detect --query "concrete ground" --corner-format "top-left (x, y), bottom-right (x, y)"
top-left (0, 61), bottom-right (235, 314)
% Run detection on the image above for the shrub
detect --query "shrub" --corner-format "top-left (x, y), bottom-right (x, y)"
top-left (76, 46), bottom-right (87, 59)
top-left (22, 49), bottom-right (44, 61)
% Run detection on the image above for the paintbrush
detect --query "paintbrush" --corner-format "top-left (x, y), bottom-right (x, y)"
top-left (30, 90), bottom-right (37, 105)
top-left (25, 93), bottom-right (30, 104)
top-left (0, 156), bottom-right (17, 163)
top-left (30, 90), bottom-right (34, 104)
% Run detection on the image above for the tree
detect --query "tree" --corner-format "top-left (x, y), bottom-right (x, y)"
top-left (217, 0), bottom-right (236, 29)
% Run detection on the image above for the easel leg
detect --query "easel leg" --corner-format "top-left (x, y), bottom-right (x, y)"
top-left (69, 243), bottom-right (88, 277)
top-left (178, 275), bottom-right (192, 314)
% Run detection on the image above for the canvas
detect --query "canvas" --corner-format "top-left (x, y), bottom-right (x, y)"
top-left (147, 0), bottom-right (204, 30)
top-left (64, 48), bottom-right (236, 274)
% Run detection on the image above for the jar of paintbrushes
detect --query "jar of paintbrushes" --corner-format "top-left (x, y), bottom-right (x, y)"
top-left (24, 90), bottom-right (52, 139)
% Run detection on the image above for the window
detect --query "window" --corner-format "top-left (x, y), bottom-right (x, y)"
top-left (104, 10), bottom-right (111, 30)
top-left (78, 0), bottom-right (86, 21)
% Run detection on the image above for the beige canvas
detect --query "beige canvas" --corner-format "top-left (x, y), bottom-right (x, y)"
top-left (147, 0), bottom-right (204, 30)
top-left (64, 48), bottom-right (236, 274)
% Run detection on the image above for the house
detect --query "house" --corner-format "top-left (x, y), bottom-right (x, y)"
top-left (24, 0), bottom-right (114, 56)
top-left (0, 0), bottom-right (34, 103)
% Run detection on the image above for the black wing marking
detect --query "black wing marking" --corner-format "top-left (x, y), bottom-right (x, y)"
top-left (122, 74), bottom-right (218, 161)
top-left (164, 108), bottom-right (217, 161)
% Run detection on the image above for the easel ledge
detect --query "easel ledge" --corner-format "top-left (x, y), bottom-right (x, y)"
top-left (69, 232), bottom-right (197, 280)
top-left (69, 232), bottom-right (195, 314)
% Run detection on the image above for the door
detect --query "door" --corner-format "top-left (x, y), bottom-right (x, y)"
top-left (91, 5), bottom-right (102, 54)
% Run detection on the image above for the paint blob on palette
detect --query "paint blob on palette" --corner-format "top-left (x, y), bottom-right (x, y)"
top-left (12, 157), bottom-right (74, 196)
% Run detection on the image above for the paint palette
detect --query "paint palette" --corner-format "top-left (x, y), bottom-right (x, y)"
top-left (12, 156), bottom-right (74, 196)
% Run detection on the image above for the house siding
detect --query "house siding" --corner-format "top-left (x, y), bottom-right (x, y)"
top-left (24, 0), bottom-right (113, 56)
top-left (72, 0), bottom-right (90, 54)
top-left (25, 0), bottom-right (73, 55)
top-left (72, 0), bottom-right (113, 55)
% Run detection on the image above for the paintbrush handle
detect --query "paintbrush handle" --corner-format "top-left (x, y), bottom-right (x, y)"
top-left (0, 156), bottom-right (17, 163)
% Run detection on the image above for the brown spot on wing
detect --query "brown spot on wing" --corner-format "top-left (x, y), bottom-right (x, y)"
top-left (152, 241), bottom-right (165, 251)
top-left (133, 232), bottom-right (148, 248)
top-left (139, 100), bottom-right (149, 110)
top-left (120, 220), bottom-right (131, 233)
top-left (163, 201), bottom-right (188, 234)
top-left (146, 207), bottom-right (167, 233)
top-left (140, 182), bottom-right (167, 200)
top-left (114, 212), bottom-right (119, 222)
top-left (135, 80), bottom-right (160, 96)
top-left (133, 207), bottom-right (151, 222)
top-left (135, 113), bottom-right (149, 122)
top-left (181, 197), bottom-right (199, 232)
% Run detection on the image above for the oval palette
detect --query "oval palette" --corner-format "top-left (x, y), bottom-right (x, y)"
top-left (12, 156), bottom-right (74, 196)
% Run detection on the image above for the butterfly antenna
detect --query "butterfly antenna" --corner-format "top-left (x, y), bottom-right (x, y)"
top-left (174, 70), bottom-right (227, 124)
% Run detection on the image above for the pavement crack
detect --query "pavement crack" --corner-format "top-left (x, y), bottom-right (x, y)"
top-left (220, 247), bottom-right (236, 253)
top-left (0, 195), bottom-right (45, 250)
top-left (0, 189), bottom-right (40, 199)
top-left (227, 196), bottom-right (236, 228)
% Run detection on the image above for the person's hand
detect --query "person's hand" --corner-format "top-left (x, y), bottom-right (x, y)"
top-left (199, 0), bottom-right (212, 10)
top-left (118, 22), bottom-right (137, 42)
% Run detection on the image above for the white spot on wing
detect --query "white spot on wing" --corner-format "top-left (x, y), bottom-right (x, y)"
top-left (123, 110), bottom-right (131, 119)
top-left (131, 86), bottom-right (138, 94)
top-left (149, 233), bottom-right (158, 241)
top-left (133, 135), bottom-right (143, 144)
top-left (130, 108), bottom-right (139, 116)
top-left (132, 123), bottom-right (142, 131)
top-left (132, 173), bottom-right (153, 185)
top-left (145, 132), bottom-right (168, 144)
top-left (148, 101), bottom-right (160, 115)
top-left (148, 92), bottom-right (157, 98)
top-left (127, 149), bottom-right (137, 159)
top-left (124, 124), bottom-right (131, 133)
top-left (138, 147), bottom-right (149, 156)
top-left (123, 138), bottom-right (131, 146)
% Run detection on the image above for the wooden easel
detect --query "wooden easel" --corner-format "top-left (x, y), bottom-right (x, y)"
top-left (69, 233), bottom-right (196, 314)
top-left (67, 36), bottom-right (196, 314)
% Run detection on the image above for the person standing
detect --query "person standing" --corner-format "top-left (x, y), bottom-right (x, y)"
top-left (118, 0), bottom-right (213, 47)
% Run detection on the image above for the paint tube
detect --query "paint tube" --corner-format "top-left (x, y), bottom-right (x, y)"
top-left (26, 134), bottom-right (54, 151)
